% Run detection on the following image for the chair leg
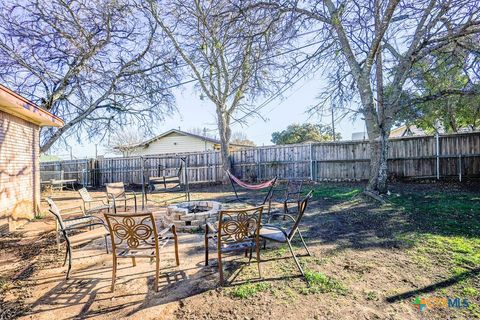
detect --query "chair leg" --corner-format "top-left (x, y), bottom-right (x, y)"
top-left (155, 254), bottom-right (160, 292)
top-left (172, 226), bottom-right (180, 266)
top-left (111, 256), bottom-right (117, 292)
top-left (62, 246), bottom-right (69, 267)
top-left (255, 245), bottom-right (262, 279)
top-left (131, 257), bottom-right (136, 267)
top-left (204, 235), bottom-right (209, 266)
top-left (134, 197), bottom-right (137, 213)
top-left (249, 248), bottom-right (253, 263)
top-left (297, 231), bottom-right (311, 256)
top-left (66, 247), bottom-right (73, 279)
top-left (104, 235), bottom-right (109, 254)
top-left (286, 238), bottom-right (304, 276)
top-left (124, 200), bottom-right (127, 212)
top-left (218, 251), bottom-right (224, 285)
top-left (263, 238), bottom-right (267, 250)
top-left (56, 232), bottom-right (61, 251)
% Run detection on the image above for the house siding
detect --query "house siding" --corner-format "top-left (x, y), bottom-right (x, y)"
top-left (132, 132), bottom-right (217, 155)
top-left (0, 110), bottom-right (40, 232)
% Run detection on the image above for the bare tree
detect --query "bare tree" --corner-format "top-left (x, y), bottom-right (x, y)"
top-left (104, 129), bottom-right (146, 156)
top-left (252, 0), bottom-right (480, 194)
top-left (231, 131), bottom-right (256, 146)
top-left (187, 127), bottom-right (215, 139)
top-left (0, 0), bottom-right (178, 153)
top-left (146, 0), bottom-right (291, 181)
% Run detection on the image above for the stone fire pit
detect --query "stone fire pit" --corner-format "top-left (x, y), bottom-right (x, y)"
top-left (165, 201), bottom-right (221, 232)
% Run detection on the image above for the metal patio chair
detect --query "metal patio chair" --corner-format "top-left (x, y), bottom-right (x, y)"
top-left (106, 182), bottom-right (137, 213)
top-left (78, 187), bottom-right (112, 215)
top-left (205, 206), bottom-right (263, 285)
top-left (267, 180), bottom-right (305, 220)
top-left (46, 198), bottom-right (109, 279)
top-left (103, 212), bottom-right (180, 292)
top-left (45, 197), bottom-right (97, 250)
top-left (260, 190), bottom-right (313, 277)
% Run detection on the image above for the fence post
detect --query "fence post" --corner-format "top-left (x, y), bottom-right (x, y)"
top-left (458, 154), bottom-right (462, 182)
top-left (310, 142), bottom-right (313, 181)
top-left (256, 148), bottom-right (261, 180)
top-left (110, 158), bottom-right (114, 183)
top-left (435, 133), bottom-right (440, 180)
top-left (141, 156), bottom-right (145, 210)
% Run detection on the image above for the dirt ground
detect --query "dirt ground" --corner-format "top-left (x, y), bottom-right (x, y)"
top-left (0, 182), bottom-right (479, 319)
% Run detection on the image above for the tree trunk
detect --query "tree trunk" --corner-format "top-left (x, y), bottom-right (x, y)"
top-left (40, 123), bottom-right (74, 153)
top-left (216, 107), bottom-right (231, 184)
top-left (366, 128), bottom-right (389, 194)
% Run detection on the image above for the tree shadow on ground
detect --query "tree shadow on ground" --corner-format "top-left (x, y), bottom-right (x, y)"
top-left (386, 267), bottom-right (480, 303)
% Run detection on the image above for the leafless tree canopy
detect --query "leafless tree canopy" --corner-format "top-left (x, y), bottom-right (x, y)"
top-left (251, 0), bottom-right (480, 193)
top-left (0, 0), bottom-right (179, 152)
top-left (146, 0), bottom-right (295, 177)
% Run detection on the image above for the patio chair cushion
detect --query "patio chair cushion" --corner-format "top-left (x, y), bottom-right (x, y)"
top-left (68, 227), bottom-right (109, 247)
top-left (259, 225), bottom-right (291, 242)
top-left (220, 240), bottom-right (257, 253)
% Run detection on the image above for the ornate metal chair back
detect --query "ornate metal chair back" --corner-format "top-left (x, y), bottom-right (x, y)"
top-left (217, 207), bottom-right (263, 246)
top-left (103, 212), bottom-right (159, 252)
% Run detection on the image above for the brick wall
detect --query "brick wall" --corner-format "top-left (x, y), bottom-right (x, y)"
top-left (0, 110), bottom-right (40, 231)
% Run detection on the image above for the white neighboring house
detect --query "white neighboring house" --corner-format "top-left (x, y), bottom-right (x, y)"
top-left (116, 129), bottom-right (251, 156)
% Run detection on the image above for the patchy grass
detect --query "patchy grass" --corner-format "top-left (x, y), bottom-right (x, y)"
top-left (389, 192), bottom-right (480, 237)
top-left (365, 291), bottom-right (379, 301)
top-left (229, 282), bottom-right (271, 299)
top-left (388, 190), bottom-right (480, 319)
top-left (390, 191), bottom-right (480, 269)
top-left (463, 287), bottom-right (479, 298)
top-left (311, 185), bottom-right (361, 201)
top-left (300, 270), bottom-right (347, 295)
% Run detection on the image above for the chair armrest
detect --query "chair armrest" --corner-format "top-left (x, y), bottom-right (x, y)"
top-left (86, 199), bottom-right (107, 205)
top-left (261, 224), bottom-right (289, 236)
top-left (62, 206), bottom-right (85, 214)
top-left (267, 213), bottom-right (297, 223)
top-left (63, 222), bottom-right (108, 233)
top-left (125, 189), bottom-right (137, 196)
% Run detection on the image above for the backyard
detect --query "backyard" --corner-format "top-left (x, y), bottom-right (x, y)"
top-left (0, 181), bottom-right (479, 320)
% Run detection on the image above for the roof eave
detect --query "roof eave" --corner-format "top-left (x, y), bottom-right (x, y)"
top-left (0, 85), bottom-right (63, 127)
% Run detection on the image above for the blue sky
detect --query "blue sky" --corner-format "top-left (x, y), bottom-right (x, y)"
top-left (53, 72), bottom-right (366, 159)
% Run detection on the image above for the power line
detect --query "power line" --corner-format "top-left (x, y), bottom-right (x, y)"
top-left (230, 44), bottom-right (325, 125)
top-left (135, 37), bottom-right (326, 97)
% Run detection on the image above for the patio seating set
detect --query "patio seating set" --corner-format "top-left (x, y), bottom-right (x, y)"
top-left (46, 175), bottom-right (314, 291)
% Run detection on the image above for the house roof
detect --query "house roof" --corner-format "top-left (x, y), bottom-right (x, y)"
top-left (390, 125), bottom-right (426, 138)
top-left (0, 84), bottom-right (63, 127)
top-left (124, 129), bottom-right (251, 149)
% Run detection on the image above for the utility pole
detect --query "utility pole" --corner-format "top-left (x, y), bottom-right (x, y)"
top-left (331, 104), bottom-right (336, 141)
top-left (203, 127), bottom-right (207, 151)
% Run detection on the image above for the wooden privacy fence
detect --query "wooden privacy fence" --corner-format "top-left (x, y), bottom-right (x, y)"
top-left (40, 132), bottom-right (480, 187)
